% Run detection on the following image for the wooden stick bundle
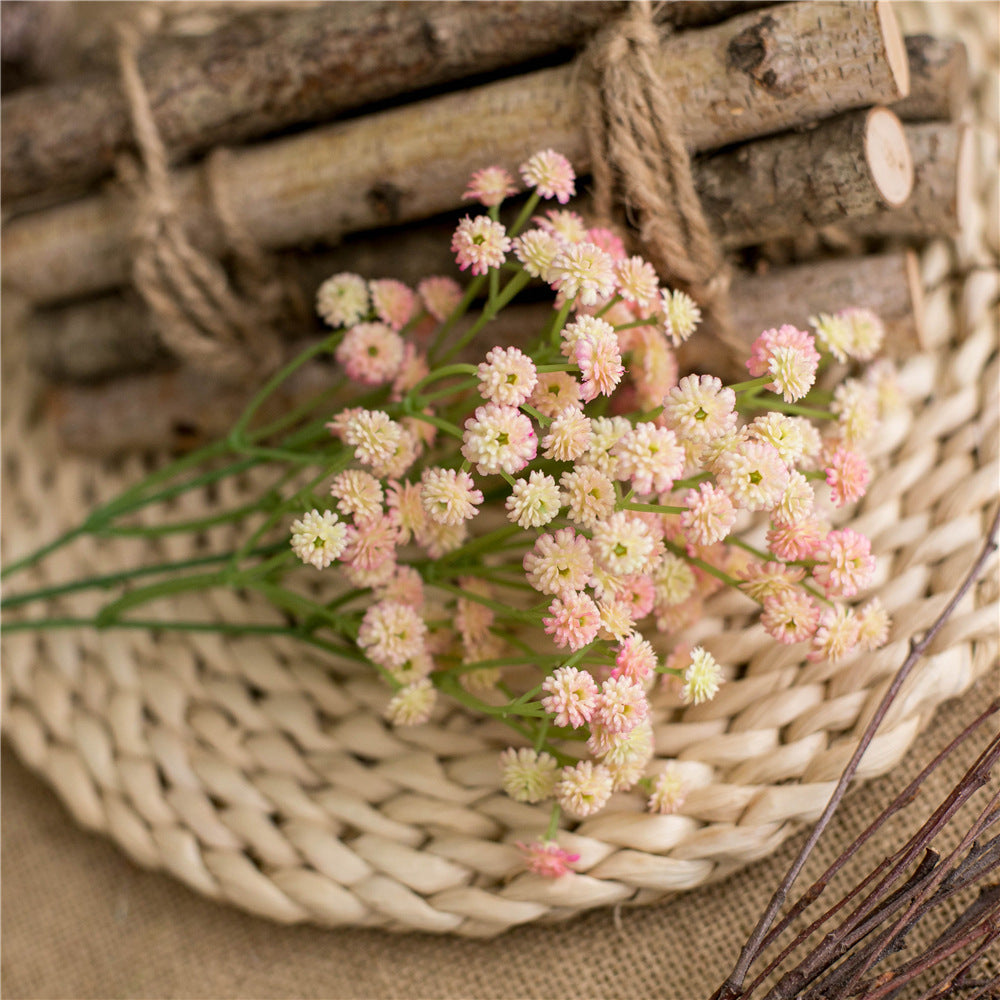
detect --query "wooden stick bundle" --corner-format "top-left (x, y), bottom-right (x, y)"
top-left (2, 1), bottom-right (910, 306)
top-left (25, 97), bottom-right (917, 387)
top-left (40, 252), bottom-right (923, 455)
top-left (2, 2), bottom-right (777, 205)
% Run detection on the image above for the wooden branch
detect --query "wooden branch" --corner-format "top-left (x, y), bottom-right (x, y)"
top-left (37, 251), bottom-right (922, 451)
top-left (892, 35), bottom-right (969, 122)
top-left (835, 122), bottom-right (973, 240)
top-left (1, 2), bottom-right (632, 204)
top-left (713, 505), bottom-right (1000, 999)
top-left (26, 233), bottom-right (922, 385)
top-left (695, 107), bottom-right (913, 248)
top-left (1, 1), bottom-right (910, 306)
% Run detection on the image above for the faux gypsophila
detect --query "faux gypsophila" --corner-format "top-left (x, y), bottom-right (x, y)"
top-left (3, 149), bottom-right (899, 878)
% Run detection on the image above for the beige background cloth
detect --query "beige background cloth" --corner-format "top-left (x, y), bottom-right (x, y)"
top-left (4, 667), bottom-right (998, 999)
top-left (4, 1), bottom-right (999, 997)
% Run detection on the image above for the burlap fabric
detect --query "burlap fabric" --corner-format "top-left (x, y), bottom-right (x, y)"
top-left (4, 667), bottom-right (997, 999)
top-left (3, 0), bottom-right (999, 994)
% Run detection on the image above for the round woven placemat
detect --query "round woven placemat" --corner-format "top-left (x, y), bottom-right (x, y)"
top-left (2, 3), bottom-right (998, 938)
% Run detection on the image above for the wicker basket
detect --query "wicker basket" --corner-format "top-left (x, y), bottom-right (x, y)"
top-left (2, 1), bottom-right (997, 939)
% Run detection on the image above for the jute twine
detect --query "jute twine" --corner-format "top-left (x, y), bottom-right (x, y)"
top-left (115, 22), bottom-right (293, 383)
top-left (581, 0), bottom-right (741, 355)
top-left (2, 5), bottom-right (998, 938)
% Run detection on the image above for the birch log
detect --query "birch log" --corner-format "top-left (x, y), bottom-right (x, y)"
top-left (695, 107), bottom-right (912, 247)
top-left (2, 1), bottom-right (910, 306)
top-left (891, 35), bottom-right (969, 122)
top-left (837, 122), bottom-right (973, 239)
top-left (24, 106), bottom-right (916, 384)
top-left (1, 2), bottom-right (631, 204)
top-left (41, 252), bottom-right (923, 454)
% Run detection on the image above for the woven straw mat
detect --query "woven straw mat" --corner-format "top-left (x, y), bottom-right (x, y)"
top-left (2, 9), bottom-right (998, 938)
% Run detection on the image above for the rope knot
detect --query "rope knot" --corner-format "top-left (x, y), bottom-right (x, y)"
top-left (116, 23), bottom-right (298, 385)
top-left (582, 0), bottom-right (739, 354)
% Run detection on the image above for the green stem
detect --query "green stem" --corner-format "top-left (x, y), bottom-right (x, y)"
top-left (95, 570), bottom-right (233, 626)
top-left (1, 544), bottom-right (284, 610)
top-left (438, 270), bottom-right (533, 365)
top-left (729, 376), bottom-right (771, 393)
top-left (740, 397), bottom-right (833, 420)
top-left (229, 332), bottom-right (341, 445)
top-left (428, 277), bottom-right (487, 363)
top-left (619, 501), bottom-right (686, 515)
top-left (507, 190), bottom-right (542, 239)
top-left (544, 802), bottom-right (563, 840)
top-left (663, 539), bottom-right (743, 591)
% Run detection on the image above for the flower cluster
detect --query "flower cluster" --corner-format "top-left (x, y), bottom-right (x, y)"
top-left (294, 150), bottom-right (896, 873)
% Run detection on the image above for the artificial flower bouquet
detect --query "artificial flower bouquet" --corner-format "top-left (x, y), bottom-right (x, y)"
top-left (4, 150), bottom-right (899, 878)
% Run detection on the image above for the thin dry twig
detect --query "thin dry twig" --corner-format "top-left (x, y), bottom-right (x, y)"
top-left (714, 502), bottom-right (1000, 1000)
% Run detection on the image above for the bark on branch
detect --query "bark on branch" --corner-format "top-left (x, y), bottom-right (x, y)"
top-left (2, 1), bottom-right (910, 306)
top-left (37, 251), bottom-right (923, 453)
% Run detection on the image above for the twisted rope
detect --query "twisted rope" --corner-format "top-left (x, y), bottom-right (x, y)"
top-left (115, 23), bottom-right (288, 383)
top-left (582, 0), bottom-right (742, 354)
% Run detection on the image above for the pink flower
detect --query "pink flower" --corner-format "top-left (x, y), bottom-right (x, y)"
top-left (662, 375), bottom-right (737, 451)
top-left (747, 325), bottom-right (820, 403)
top-left (335, 323), bottom-right (405, 385)
top-left (530, 371), bottom-right (582, 418)
top-left (560, 465), bottom-right (616, 528)
top-left (593, 676), bottom-right (649, 734)
top-left (329, 469), bottom-right (384, 522)
top-left (451, 215), bottom-right (511, 275)
top-left (516, 839), bottom-right (580, 878)
top-left (555, 760), bottom-right (614, 818)
top-left (715, 440), bottom-right (790, 513)
top-left (358, 600), bottom-right (427, 670)
top-left (513, 228), bottom-right (562, 280)
top-left (462, 165), bottom-right (518, 207)
top-left (420, 467), bottom-right (483, 525)
top-left (612, 422), bottom-right (685, 496)
top-left (544, 592), bottom-right (601, 650)
top-left (813, 529), bottom-right (875, 599)
top-left (613, 634), bottom-right (658, 682)
top-left (520, 149), bottom-right (576, 203)
top-left (477, 346), bottom-right (537, 407)
top-left (343, 514), bottom-right (398, 572)
top-left (766, 518), bottom-right (824, 562)
top-left (462, 403), bottom-right (537, 476)
top-left (523, 527), bottom-right (594, 596)
top-left (761, 591), bottom-right (821, 644)
top-left (587, 226), bottom-right (627, 259)
top-left (682, 483), bottom-right (737, 546)
top-left (616, 574), bottom-right (655, 621)
top-left (417, 276), bottom-right (463, 323)
top-left (648, 762), bottom-right (687, 814)
top-left (739, 561), bottom-right (806, 602)
top-left (575, 328), bottom-right (624, 401)
top-left (542, 406), bottom-right (591, 461)
top-left (614, 256), bottom-right (659, 308)
top-left (541, 665), bottom-right (599, 728)
top-left (535, 208), bottom-right (588, 244)
top-left (316, 272), bottom-right (369, 328)
top-left (549, 242), bottom-right (616, 306)
top-left (660, 289), bottom-right (701, 346)
top-left (369, 279), bottom-right (418, 331)
top-left (825, 445), bottom-right (870, 507)
top-left (809, 604), bottom-right (861, 662)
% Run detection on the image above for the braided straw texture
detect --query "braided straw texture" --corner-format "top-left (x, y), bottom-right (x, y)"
top-left (2, 8), bottom-right (998, 939)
